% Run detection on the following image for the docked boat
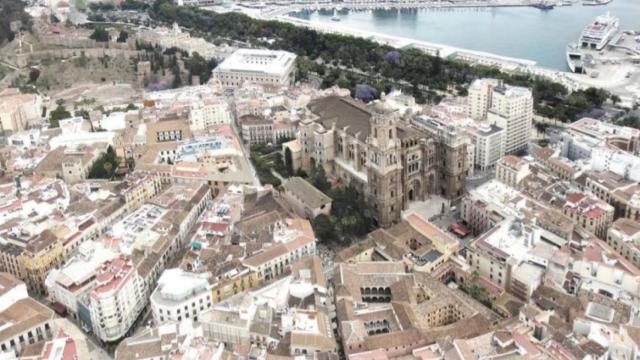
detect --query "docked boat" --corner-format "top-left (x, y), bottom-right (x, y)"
top-left (565, 13), bottom-right (619, 73)
top-left (566, 43), bottom-right (586, 73)
top-left (577, 12), bottom-right (619, 50)
top-left (531, 1), bottom-right (555, 10)
top-left (331, 8), bottom-right (340, 21)
top-left (583, 0), bottom-right (613, 6)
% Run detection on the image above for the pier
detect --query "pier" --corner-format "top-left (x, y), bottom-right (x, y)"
top-left (250, 0), bottom-right (545, 17)
top-left (201, 0), bottom-right (640, 104)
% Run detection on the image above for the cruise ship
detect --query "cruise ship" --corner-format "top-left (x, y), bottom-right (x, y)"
top-left (566, 13), bottom-right (620, 73)
top-left (578, 12), bottom-right (620, 50)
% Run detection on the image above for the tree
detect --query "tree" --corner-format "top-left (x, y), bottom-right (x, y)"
top-left (90, 27), bottom-right (110, 42)
top-left (74, 109), bottom-right (89, 119)
top-left (583, 87), bottom-right (609, 108)
top-left (310, 165), bottom-right (330, 193)
top-left (295, 168), bottom-right (308, 178)
top-left (611, 94), bottom-right (621, 105)
top-left (49, 105), bottom-right (71, 128)
top-left (121, 0), bottom-right (148, 10)
top-left (249, 151), bottom-right (281, 187)
top-left (618, 115), bottom-right (640, 129)
top-left (534, 122), bottom-right (548, 134)
top-left (185, 52), bottom-right (217, 84)
top-left (312, 214), bottom-right (337, 243)
top-left (272, 152), bottom-right (286, 176)
top-left (116, 30), bottom-right (129, 43)
top-left (327, 184), bottom-right (375, 242)
top-left (0, 0), bottom-right (32, 45)
top-left (28, 68), bottom-right (40, 83)
top-left (88, 146), bottom-right (119, 179)
top-left (354, 84), bottom-right (378, 102)
top-left (284, 147), bottom-right (293, 176)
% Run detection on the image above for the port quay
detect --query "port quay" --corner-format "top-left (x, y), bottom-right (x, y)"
top-left (206, 0), bottom-right (640, 103)
top-left (213, 1), bottom-right (593, 84)
top-left (254, 0), bottom-right (553, 15)
top-left (224, 1), bottom-right (587, 90)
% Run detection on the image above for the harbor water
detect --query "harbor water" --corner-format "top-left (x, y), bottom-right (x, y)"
top-left (290, 0), bottom-right (640, 70)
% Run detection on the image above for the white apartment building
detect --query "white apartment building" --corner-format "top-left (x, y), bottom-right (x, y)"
top-left (212, 49), bottom-right (297, 88)
top-left (80, 256), bottom-right (145, 343)
top-left (466, 122), bottom-right (505, 172)
top-left (150, 268), bottom-right (213, 324)
top-left (487, 85), bottom-right (533, 154)
top-left (467, 79), bottom-right (533, 155)
top-left (242, 219), bottom-right (316, 282)
top-left (466, 216), bottom-right (554, 293)
top-left (201, 294), bottom-right (255, 346)
top-left (189, 99), bottom-right (232, 131)
top-left (46, 241), bottom-right (118, 321)
top-left (592, 147), bottom-right (640, 182)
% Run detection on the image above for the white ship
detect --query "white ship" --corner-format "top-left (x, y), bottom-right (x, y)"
top-left (566, 43), bottom-right (587, 73)
top-left (578, 12), bottom-right (620, 50)
top-left (566, 13), bottom-right (619, 73)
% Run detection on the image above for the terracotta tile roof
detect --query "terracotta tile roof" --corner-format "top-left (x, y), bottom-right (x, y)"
top-left (0, 298), bottom-right (54, 343)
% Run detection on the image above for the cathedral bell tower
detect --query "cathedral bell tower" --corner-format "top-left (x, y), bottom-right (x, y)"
top-left (366, 107), bottom-right (404, 227)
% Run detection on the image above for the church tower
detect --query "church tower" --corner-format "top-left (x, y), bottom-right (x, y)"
top-left (367, 106), bottom-right (404, 227)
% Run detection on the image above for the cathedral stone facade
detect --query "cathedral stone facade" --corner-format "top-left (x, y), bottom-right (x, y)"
top-left (288, 96), bottom-right (468, 227)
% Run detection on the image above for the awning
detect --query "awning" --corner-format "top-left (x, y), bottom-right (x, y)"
top-left (449, 223), bottom-right (470, 237)
top-left (51, 302), bottom-right (67, 316)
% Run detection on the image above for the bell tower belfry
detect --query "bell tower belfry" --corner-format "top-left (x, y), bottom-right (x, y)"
top-left (367, 107), bottom-right (404, 226)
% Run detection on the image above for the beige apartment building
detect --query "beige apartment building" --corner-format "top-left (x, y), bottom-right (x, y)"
top-left (607, 218), bottom-right (640, 268)
top-left (467, 79), bottom-right (533, 155)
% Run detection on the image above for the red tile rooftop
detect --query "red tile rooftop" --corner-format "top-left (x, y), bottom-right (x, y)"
top-left (62, 231), bottom-right (81, 246)
top-left (171, 162), bottom-right (208, 178)
top-left (501, 155), bottom-right (523, 167)
top-left (243, 235), bottom-right (314, 268)
top-left (405, 213), bottom-right (459, 249)
top-left (201, 222), bottom-right (229, 233)
top-left (565, 193), bottom-right (585, 204)
top-left (92, 257), bottom-right (134, 297)
top-left (0, 198), bottom-right (22, 213)
top-left (594, 239), bottom-right (640, 276)
top-left (512, 331), bottom-right (540, 357)
top-left (35, 331), bottom-right (78, 360)
top-left (99, 235), bottom-right (121, 253)
top-left (78, 218), bottom-right (95, 231)
top-left (582, 207), bottom-right (606, 219)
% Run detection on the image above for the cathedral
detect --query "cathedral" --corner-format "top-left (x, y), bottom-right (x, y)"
top-left (286, 96), bottom-right (468, 227)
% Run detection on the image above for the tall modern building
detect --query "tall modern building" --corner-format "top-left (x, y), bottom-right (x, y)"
top-left (467, 79), bottom-right (500, 121)
top-left (467, 79), bottom-right (533, 155)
